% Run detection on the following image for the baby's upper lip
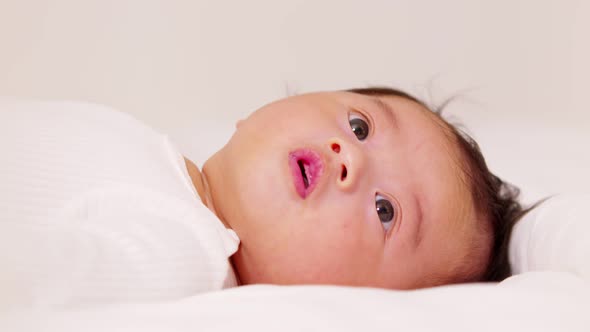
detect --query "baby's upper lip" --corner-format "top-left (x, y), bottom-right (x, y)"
top-left (288, 148), bottom-right (324, 199)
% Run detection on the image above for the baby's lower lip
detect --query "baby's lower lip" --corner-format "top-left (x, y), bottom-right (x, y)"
top-left (288, 149), bottom-right (324, 199)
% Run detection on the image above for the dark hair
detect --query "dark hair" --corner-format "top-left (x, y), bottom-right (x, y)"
top-left (346, 86), bottom-right (534, 282)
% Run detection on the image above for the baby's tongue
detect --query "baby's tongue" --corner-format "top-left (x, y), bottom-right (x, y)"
top-left (303, 163), bottom-right (312, 186)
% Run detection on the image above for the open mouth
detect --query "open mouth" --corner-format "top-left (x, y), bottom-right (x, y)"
top-left (297, 159), bottom-right (310, 188)
top-left (289, 149), bottom-right (324, 199)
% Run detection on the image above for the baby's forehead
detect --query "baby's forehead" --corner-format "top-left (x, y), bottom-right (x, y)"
top-left (376, 94), bottom-right (477, 228)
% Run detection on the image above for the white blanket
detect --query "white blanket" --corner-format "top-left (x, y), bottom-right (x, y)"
top-left (2, 272), bottom-right (589, 332)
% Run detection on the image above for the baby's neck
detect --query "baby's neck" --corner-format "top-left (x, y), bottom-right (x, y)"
top-left (183, 157), bottom-right (229, 228)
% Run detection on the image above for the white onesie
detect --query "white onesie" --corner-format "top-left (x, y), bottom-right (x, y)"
top-left (0, 98), bottom-right (239, 308)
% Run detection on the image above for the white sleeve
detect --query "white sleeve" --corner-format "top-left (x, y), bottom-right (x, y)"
top-left (0, 184), bottom-right (236, 309)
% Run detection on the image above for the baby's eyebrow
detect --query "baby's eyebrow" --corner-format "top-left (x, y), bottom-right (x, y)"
top-left (413, 192), bottom-right (425, 248)
top-left (370, 97), bottom-right (400, 131)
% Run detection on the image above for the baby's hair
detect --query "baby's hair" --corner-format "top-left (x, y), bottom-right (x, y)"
top-left (346, 86), bottom-right (535, 282)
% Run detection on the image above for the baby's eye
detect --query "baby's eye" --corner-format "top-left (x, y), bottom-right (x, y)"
top-left (375, 194), bottom-right (395, 232)
top-left (348, 112), bottom-right (370, 141)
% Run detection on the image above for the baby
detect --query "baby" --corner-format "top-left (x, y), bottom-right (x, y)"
top-left (195, 87), bottom-right (525, 289)
top-left (0, 87), bottom-right (525, 307)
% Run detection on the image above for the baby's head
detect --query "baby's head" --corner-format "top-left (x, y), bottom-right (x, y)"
top-left (202, 87), bottom-right (525, 289)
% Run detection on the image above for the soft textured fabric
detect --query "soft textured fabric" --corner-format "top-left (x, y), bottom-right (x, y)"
top-left (509, 194), bottom-right (590, 282)
top-left (0, 98), bottom-right (239, 309)
top-left (2, 272), bottom-right (589, 332)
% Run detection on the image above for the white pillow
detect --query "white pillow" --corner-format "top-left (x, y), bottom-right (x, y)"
top-left (509, 194), bottom-right (590, 281)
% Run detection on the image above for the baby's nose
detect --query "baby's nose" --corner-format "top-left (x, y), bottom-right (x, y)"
top-left (327, 137), bottom-right (364, 191)
top-left (330, 142), bottom-right (348, 181)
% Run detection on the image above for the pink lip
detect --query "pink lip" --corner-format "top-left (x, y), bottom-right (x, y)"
top-left (288, 149), bottom-right (324, 199)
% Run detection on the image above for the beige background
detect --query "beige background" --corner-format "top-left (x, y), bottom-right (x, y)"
top-left (1, 0), bottom-right (589, 202)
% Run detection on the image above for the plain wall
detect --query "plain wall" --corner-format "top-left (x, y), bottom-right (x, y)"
top-left (1, 0), bottom-right (589, 202)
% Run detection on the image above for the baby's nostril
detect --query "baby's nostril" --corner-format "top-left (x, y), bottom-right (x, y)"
top-left (331, 143), bottom-right (341, 153)
top-left (340, 165), bottom-right (347, 181)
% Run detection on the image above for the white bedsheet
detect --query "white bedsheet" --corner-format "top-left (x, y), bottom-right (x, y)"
top-left (2, 271), bottom-right (588, 332)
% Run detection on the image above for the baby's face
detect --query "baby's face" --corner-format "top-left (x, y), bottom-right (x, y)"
top-left (203, 91), bottom-right (486, 289)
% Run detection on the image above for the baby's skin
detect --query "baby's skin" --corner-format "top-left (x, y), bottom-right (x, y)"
top-left (185, 90), bottom-right (490, 289)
